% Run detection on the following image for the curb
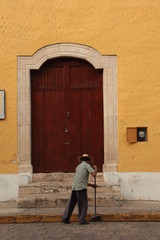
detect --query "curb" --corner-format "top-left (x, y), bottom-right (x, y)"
top-left (1, 213), bottom-right (160, 224)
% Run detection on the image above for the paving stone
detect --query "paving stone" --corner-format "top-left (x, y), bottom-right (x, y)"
top-left (0, 222), bottom-right (160, 240)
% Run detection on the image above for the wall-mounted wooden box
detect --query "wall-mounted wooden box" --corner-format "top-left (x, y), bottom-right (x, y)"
top-left (127, 127), bottom-right (137, 143)
top-left (127, 127), bottom-right (148, 143)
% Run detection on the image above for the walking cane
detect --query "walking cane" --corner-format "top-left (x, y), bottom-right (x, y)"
top-left (90, 175), bottom-right (102, 222)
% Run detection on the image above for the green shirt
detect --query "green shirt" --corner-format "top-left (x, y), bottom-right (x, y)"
top-left (72, 161), bottom-right (95, 191)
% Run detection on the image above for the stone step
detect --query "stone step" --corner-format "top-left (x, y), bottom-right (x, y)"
top-left (18, 173), bottom-right (121, 208)
top-left (18, 193), bottom-right (122, 208)
top-left (19, 186), bottom-right (118, 196)
top-left (32, 172), bottom-right (104, 183)
top-left (19, 191), bottom-right (120, 199)
top-left (19, 183), bottom-right (115, 196)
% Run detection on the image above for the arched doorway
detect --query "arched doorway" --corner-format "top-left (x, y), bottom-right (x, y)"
top-left (31, 57), bottom-right (104, 172)
top-left (18, 43), bottom-right (118, 185)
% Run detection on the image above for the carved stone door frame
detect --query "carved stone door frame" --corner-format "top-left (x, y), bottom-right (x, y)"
top-left (17, 43), bottom-right (118, 185)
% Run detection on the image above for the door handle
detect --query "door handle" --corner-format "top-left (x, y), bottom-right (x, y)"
top-left (65, 142), bottom-right (70, 146)
top-left (65, 128), bottom-right (69, 133)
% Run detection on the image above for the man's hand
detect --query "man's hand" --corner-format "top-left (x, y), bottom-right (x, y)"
top-left (91, 165), bottom-right (97, 177)
top-left (88, 183), bottom-right (97, 188)
top-left (92, 165), bottom-right (97, 171)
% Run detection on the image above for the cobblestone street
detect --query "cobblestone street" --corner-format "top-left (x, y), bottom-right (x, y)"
top-left (0, 222), bottom-right (160, 240)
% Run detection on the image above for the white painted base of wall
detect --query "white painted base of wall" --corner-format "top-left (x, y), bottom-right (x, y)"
top-left (104, 172), bottom-right (160, 201)
top-left (1, 173), bottom-right (160, 202)
top-left (0, 174), bottom-right (18, 201)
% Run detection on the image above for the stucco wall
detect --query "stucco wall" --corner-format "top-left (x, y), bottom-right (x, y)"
top-left (0, 0), bottom-right (160, 173)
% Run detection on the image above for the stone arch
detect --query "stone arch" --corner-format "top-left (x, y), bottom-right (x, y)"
top-left (17, 43), bottom-right (118, 185)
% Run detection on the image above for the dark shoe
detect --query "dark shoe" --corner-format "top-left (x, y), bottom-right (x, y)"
top-left (79, 221), bottom-right (89, 225)
top-left (62, 220), bottom-right (71, 224)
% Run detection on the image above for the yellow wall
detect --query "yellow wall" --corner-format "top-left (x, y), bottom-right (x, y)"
top-left (0, 0), bottom-right (160, 173)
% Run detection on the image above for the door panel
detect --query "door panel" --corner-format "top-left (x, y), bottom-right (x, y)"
top-left (31, 70), bottom-right (44, 173)
top-left (70, 63), bottom-right (104, 170)
top-left (31, 58), bottom-right (104, 172)
top-left (43, 64), bottom-right (66, 172)
top-left (43, 91), bottom-right (66, 172)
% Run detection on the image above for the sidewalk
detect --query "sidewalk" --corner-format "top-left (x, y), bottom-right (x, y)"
top-left (1, 201), bottom-right (160, 224)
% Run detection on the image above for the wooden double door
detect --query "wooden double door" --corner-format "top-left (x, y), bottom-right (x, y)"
top-left (31, 58), bottom-right (104, 172)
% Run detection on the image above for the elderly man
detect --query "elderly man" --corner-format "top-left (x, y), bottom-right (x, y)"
top-left (62, 153), bottom-right (97, 225)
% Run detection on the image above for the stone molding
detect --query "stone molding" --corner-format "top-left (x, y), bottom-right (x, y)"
top-left (17, 43), bottom-right (118, 183)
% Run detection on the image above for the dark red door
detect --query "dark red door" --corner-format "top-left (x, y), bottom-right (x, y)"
top-left (31, 58), bottom-right (104, 172)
